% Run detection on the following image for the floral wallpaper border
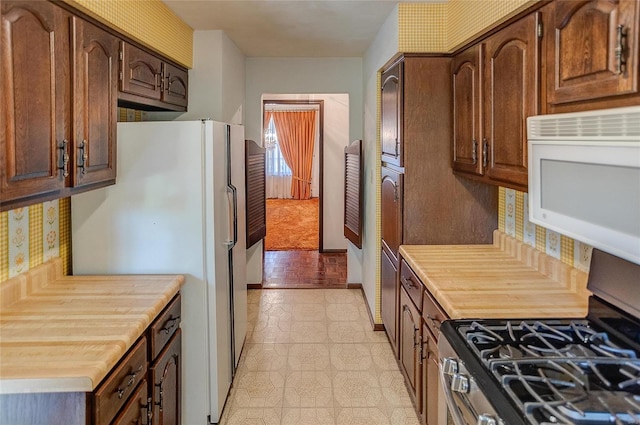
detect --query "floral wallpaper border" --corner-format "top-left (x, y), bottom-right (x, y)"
top-left (1, 198), bottom-right (71, 283)
top-left (498, 187), bottom-right (592, 272)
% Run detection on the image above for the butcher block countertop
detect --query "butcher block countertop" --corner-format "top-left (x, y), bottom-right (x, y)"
top-left (399, 230), bottom-right (590, 320)
top-left (0, 258), bottom-right (184, 394)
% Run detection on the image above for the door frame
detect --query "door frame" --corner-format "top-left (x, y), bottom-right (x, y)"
top-left (262, 99), bottom-right (325, 251)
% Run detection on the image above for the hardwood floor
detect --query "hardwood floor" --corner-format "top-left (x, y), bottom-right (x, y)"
top-left (263, 250), bottom-right (347, 289)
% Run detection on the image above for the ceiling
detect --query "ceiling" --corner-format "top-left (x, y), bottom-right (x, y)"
top-left (162, 0), bottom-right (429, 57)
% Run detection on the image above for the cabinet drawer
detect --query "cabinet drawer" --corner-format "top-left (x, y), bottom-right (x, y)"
top-left (400, 260), bottom-right (422, 310)
top-left (150, 294), bottom-right (181, 360)
top-left (94, 337), bottom-right (148, 425)
top-left (422, 288), bottom-right (448, 340)
top-left (111, 378), bottom-right (148, 425)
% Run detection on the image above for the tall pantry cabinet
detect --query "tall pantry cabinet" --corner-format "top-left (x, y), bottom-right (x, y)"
top-left (380, 55), bottom-right (497, 353)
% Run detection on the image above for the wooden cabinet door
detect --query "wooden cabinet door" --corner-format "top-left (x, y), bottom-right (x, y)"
top-left (421, 324), bottom-right (440, 425)
top-left (381, 249), bottom-right (398, 355)
top-left (111, 380), bottom-right (150, 425)
top-left (483, 12), bottom-right (540, 189)
top-left (381, 166), bottom-right (403, 264)
top-left (120, 42), bottom-right (162, 101)
top-left (161, 62), bottom-right (188, 108)
top-left (151, 330), bottom-right (181, 425)
top-left (452, 45), bottom-right (482, 176)
top-left (0, 1), bottom-right (70, 204)
top-left (548, 0), bottom-right (639, 104)
top-left (72, 17), bottom-right (118, 188)
top-left (399, 287), bottom-right (420, 407)
top-left (381, 60), bottom-right (403, 166)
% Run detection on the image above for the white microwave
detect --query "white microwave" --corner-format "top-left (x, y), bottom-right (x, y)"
top-left (527, 106), bottom-right (640, 265)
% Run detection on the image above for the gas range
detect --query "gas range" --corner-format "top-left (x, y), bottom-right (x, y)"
top-left (438, 249), bottom-right (640, 425)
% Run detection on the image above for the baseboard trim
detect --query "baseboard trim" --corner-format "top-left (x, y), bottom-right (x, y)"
top-left (320, 249), bottom-right (347, 254)
top-left (247, 283), bottom-right (263, 290)
top-left (346, 282), bottom-right (361, 289)
top-left (359, 286), bottom-right (385, 331)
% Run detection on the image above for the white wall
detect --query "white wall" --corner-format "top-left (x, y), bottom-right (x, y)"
top-left (361, 7), bottom-right (399, 321)
top-left (174, 30), bottom-right (245, 124)
top-left (245, 58), bottom-right (364, 284)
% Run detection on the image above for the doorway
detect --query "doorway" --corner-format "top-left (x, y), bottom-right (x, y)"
top-left (262, 100), bottom-right (324, 252)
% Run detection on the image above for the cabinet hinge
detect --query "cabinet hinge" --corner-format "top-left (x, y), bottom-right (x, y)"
top-left (119, 50), bottom-right (123, 61)
top-left (119, 71), bottom-right (123, 81)
top-left (537, 22), bottom-right (543, 38)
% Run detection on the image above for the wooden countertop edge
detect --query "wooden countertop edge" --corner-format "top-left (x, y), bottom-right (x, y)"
top-left (0, 259), bottom-right (185, 394)
top-left (399, 230), bottom-right (590, 320)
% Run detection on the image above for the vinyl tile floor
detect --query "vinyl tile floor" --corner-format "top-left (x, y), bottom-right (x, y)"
top-left (219, 288), bottom-right (421, 425)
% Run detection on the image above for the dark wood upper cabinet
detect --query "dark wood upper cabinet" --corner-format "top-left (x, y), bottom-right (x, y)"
top-left (451, 12), bottom-right (539, 191)
top-left (118, 42), bottom-right (188, 112)
top-left (381, 60), bottom-right (403, 166)
top-left (162, 62), bottom-right (188, 108)
top-left (483, 12), bottom-right (540, 189)
top-left (381, 166), bottom-right (403, 265)
top-left (73, 16), bottom-right (118, 188)
top-left (452, 45), bottom-right (483, 176)
top-left (1, 1), bottom-right (70, 205)
top-left (547, 0), bottom-right (639, 105)
top-left (120, 41), bottom-right (163, 101)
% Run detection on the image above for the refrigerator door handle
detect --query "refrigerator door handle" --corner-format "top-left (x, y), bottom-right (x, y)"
top-left (225, 184), bottom-right (238, 248)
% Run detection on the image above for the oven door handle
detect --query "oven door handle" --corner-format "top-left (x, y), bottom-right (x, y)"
top-left (439, 359), bottom-right (476, 425)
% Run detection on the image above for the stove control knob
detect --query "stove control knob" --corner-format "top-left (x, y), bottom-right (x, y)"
top-left (442, 357), bottom-right (458, 375)
top-left (477, 414), bottom-right (497, 425)
top-left (450, 373), bottom-right (469, 393)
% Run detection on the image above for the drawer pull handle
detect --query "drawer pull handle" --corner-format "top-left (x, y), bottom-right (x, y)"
top-left (78, 140), bottom-right (89, 174)
top-left (115, 365), bottom-right (144, 399)
top-left (426, 313), bottom-right (442, 330)
top-left (155, 382), bottom-right (164, 410)
top-left (401, 276), bottom-right (416, 289)
top-left (161, 316), bottom-right (181, 334)
top-left (58, 139), bottom-right (69, 177)
top-left (616, 24), bottom-right (627, 75)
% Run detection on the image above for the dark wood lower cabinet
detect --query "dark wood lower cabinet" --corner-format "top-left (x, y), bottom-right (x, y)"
top-left (399, 286), bottom-right (421, 410)
top-left (381, 249), bottom-right (398, 353)
top-left (151, 330), bottom-right (181, 425)
top-left (112, 380), bottom-right (149, 425)
top-left (421, 324), bottom-right (440, 425)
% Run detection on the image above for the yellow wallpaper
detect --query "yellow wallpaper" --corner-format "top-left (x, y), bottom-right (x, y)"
top-left (497, 187), bottom-right (593, 272)
top-left (447, 0), bottom-right (538, 51)
top-left (64, 0), bottom-right (193, 68)
top-left (1, 199), bottom-right (72, 283)
top-left (398, 3), bottom-right (448, 53)
top-left (397, 0), bottom-right (539, 53)
top-left (375, 71), bottom-right (382, 324)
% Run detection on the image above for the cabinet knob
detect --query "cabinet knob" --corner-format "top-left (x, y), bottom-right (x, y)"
top-left (441, 357), bottom-right (458, 375)
top-left (451, 373), bottom-right (470, 393)
top-left (478, 414), bottom-right (498, 425)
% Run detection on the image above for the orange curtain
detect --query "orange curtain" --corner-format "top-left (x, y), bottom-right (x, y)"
top-left (271, 110), bottom-right (316, 200)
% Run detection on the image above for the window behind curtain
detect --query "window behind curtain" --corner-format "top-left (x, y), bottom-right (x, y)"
top-left (265, 116), bottom-right (292, 198)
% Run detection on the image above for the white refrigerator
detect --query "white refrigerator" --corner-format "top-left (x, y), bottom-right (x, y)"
top-left (71, 120), bottom-right (247, 425)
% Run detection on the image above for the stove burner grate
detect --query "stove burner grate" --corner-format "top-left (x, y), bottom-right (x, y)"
top-left (460, 321), bottom-right (640, 424)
